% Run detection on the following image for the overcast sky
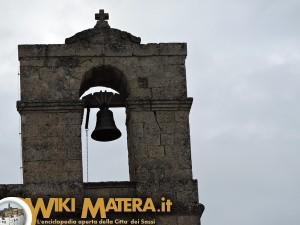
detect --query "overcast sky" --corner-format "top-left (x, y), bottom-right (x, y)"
top-left (0, 0), bottom-right (300, 224)
top-left (0, 202), bottom-right (21, 211)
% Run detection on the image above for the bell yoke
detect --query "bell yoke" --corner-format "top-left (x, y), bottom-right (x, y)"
top-left (86, 91), bottom-right (122, 142)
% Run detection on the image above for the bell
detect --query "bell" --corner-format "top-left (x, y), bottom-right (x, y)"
top-left (91, 108), bottom-right (122, 142)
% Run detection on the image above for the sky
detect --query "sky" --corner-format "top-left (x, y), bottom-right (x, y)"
top-left (0, 0), bottom-right (300, 224)
top-left (0, 202), bottom-right (21, 211)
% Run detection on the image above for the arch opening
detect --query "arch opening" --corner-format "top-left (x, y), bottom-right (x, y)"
top-left (80, 66), bottom-right (129, 182)
top-left (79, 65), bottom-right (128, 100)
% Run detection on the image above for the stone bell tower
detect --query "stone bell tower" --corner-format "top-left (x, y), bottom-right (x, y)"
top-left (10, 9), bottom-right (204, 224)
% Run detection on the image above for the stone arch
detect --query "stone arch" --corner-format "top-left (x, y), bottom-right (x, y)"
top-left (79, 65), bottom-right (129, 182)
top-left (79, 65), bottom-right (128, 100)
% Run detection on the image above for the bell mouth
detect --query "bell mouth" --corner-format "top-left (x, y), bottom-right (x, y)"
top-left (91, 108), bottom-right (122, 142)
top-left (91, 128), bottom-right (121, 142)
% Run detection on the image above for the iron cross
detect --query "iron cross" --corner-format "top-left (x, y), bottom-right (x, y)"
top-left (95, 9), bottom-right (109, 22)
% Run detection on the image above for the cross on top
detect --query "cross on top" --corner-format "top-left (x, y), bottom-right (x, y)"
top-left (95, 9), bottom-right (109, 22)
top-left (94, 9), bottom-right (110, 28)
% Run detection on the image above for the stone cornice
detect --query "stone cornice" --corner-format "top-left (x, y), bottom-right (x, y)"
top-left (18, 43), bottom-right (187, 59)
top-left (126, 98), bottom-right (193, 111)
top-left (16, 101), bottom-right (84, 112)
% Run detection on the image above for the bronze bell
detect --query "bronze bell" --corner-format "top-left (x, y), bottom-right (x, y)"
top-left (91, 108), bottom-right (122, 142)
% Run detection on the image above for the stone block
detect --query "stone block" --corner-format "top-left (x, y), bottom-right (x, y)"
top-left (24, 170), bottom-right (69, 183)
top-left (0, 186), bottom-right (7, 198)
top-left (166, 56), bottom-right (186, 65)
top-left (47, 45), bottom-right (77, 57)
top-left (23, 145), bottom-right (68, 162)
top-left (68, 145), bottom-right (83, 160)
top-left (130, 87), bottom-right (152, 99)
top-left (131, 144), bottom-right (148, 158)
top-left (175, 132), bottom-right (191, 148)
top-left (175, 111), bottom-right (190, 122)
top-left (136, 180), bottom-right (160, 195)
top-left (148, 145), bottom-right (165, 158)
top-left (165, 169), bottom-right (192, 180)
top-left (161, 134), bottom-right (174, 145)
top-left (144, 122), bottom-right (160, 136)
top-left (155, 111), bottom-right (175, 123)
top-left (148, 77), bottom-right (172, 88)
top-left (175, 121), bottom-right (189, 134)
top-left (151, 87), bottom-right (167, 99)
top-left (130, 122), bottom-right (144, 137)
top-left (137, 77), bottom-right (148, 88)
top-left (57, 112), bottom-right (82, 125)
top-left (56, 124), bottom-right (81, 138)
top-left (85, 187), bottom-right (111, 198)
top-left (135, 162), bottom-right (165, 181)
top-left (177, 187), bottom-right (198, 201)
top-left (131, 136), bottom-right (145, 147)
top-left (178, 216), bottom-right (200, 225)
top-left (144, 133), bottom-right (161, 146)
top-left (103, 44), bottom-right (133, 56)
top-left (24, 182), bottom-right (83, 198)
top-left (70, 77), bottom-right (80, 90)
top-left (165, 123), bottom-right (176, 134)
top-left (18, 45), bottom-right (47, 58)
top-left (164, 145), bottom-right (192, 169)
top-left (20, 58), bottom-right (44, 67)
top-left (139, 111), bottom-right (156, 123)
top-left (158, 43), bottom-right (187, 56)
top-left (132, 44), bottom-right (160, 56)
top-left (127, 111), bottom-right (139, 122)
top-left (75, 45), bottom-right (106, 57)
top-left (156, 215), bottom-right (178, 225)
top-left (68, 171), bottom-right (83, 182)
top-left (21, 124), bottom-right (40, 137)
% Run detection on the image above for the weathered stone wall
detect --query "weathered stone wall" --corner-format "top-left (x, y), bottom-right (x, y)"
top-left (17, 103), bottom-right (83, 184)
top-left (18, 43), bottom-right (187, 102)
top-left (84, 182), bottom-right (136, 199)
top-left (126, 100), bottom-right (193, 182)
top-left (0, 183), bottom-right (83, 199)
